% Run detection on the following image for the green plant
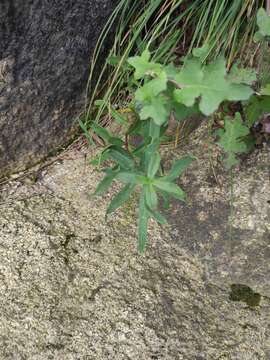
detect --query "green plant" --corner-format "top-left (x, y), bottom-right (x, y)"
top-left (91, 49), bottom-right (253, 252)
top-left (84, 0), bottom-right (263, 129)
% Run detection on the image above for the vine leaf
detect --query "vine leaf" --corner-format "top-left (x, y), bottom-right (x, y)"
top-left (135, 72), bottom-right (169, 125)
top-left (245, 95), bottom-right (270, 127)
top-left (128, 49), bottom-right (162, 79)
top-left (217, 113), bottom-right (250, 169)
top-left (256, 8), bottom-right (270, 38)
top-left (227, 63), bottom-right (257, 85)
top-left (174, 57), bottom-right (253, 115)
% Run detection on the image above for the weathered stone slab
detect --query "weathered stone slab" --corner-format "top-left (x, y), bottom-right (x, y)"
top-left (0, 130), bottom-right (269, 359)
top-left (0, 0), bottom-right (118, 178)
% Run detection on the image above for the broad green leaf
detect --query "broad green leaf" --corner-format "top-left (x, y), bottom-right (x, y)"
top-left (144, 184), bottom-right (158, 210)
top-left (192, 44), bottom-right (210, 61)
top-left (147, 152), bottom-right (161, 178)
top-left (256, 8), bottom-right (270, 37)
top-left (135, 71), bottom-right (169, 125)
top-left (227, 63), bottom-right (257, 85)
top-left (140, 96), bottom-right (170, 125)
top-left (173, 102), bottom-right (200, 122)
top-left (154, 180), bottom-right (186, 201)
top-left (94, 172), bottom-right (118, 196)
top-left (138, 191), bottom-right (149, 253)
top-left (261, 84), bottom-right (270, 96)
top-left (109, 147), bottom-right (135, 170)
top-left (217, 113), bottom-right (250, 169)
top-left (245, 95), bottom-right (270, 127)
top-left (164, 156), bottom-right (196, 181)
top-left (106, 184), bottom-right (136, 216)
top-left (254, 31), bottom-right (265, 42)
top-left (128, 49), bottom-right (162, 79)
top-left (174, 57), bottom-right (253, 115)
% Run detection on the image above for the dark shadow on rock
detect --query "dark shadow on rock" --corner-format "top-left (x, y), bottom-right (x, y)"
top-left (0, 0), bottom-right (118, 178)
top-left (165, 166), bottom-right (270, 296)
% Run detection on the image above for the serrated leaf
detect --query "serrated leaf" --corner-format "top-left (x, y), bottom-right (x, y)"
top-left (128, 49), bottom-right (162, 79)
top-left (227, 63), bottom-right (257, 85)
top-left (106, 184), bottom-right (136, 216)
top-left (154, 180), bottom-right (186, 201)
top-left (257, 8), bottom-right (270, 37)
top-left (140, 96), bottom-right (170, 125)
top-left (147, 152), bottom-right (161, 178)
top-left (173, 102), bottom-right (200, 122)
top-left (173, 57), bottom-right (253, 115)
top-left (144, 184), bottom-right (158, 210)
top-left (217, 113), bottom-right (249, 169)
top-left (254, 31), bottom-right (265, 42)
top-left (245, 95), bottom-right (270, 127)
top-left (135, 71), bottom-right (169, 125)
top-left (164, 156), bottom-right (196, 181)
top-left (138, 191), bottom-right (149, 253)
top-left (192, 43), bottom-right (210, 61)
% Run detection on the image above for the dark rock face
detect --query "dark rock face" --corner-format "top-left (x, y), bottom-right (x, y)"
top-left (0, 0), bottom-right (118, 178)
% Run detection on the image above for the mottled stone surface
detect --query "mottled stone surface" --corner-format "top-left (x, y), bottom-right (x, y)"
top-left (0, 127), bottom-right (269, 359)
top-left (0, 0), bottom-right (117, 178)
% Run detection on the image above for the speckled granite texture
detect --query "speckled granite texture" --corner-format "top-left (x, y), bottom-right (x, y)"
top-left (0, 125), bottom-right (269, 359)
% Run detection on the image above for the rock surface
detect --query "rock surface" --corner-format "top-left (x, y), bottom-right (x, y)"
top-left (0, 0), bottom-right (117, 178)
top-left (0, 127), bottom-right (269, 359)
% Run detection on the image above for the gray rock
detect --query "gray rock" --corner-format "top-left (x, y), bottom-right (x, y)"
top-left (0, 0), bottom-right (117, 178)
top-left (0, 128), bottom-right (269, 359)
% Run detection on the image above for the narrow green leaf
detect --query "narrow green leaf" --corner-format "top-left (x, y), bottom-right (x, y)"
top-left (138, 191), bottom-right (149, 253)
top-left (91, 123), bottom-right (111, 142)
top-left (116, 172), bottom-right (140, 184)
top-left (144, 184), bottom-right (158, 210)
top-left (94, 172), bottom-right (118, 196)
top-left (164, 156), bottom-right (196, 181)
top-left (106, 184), bottom-right (136, 216)
top-left (154, 180), bottom-right (186, 201)
top-left (160, 191), bottom-right (170, 209)
top-left (147, 152), bottom-right (161, 178)
top-left (111, 108), bottom-right (129, 125)
top-left (109, 147), bottom-right (135, 169)
top-left (79, 120), bottom-right (94, 145)
top-left (147, 207), bottom-right (167, 225)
